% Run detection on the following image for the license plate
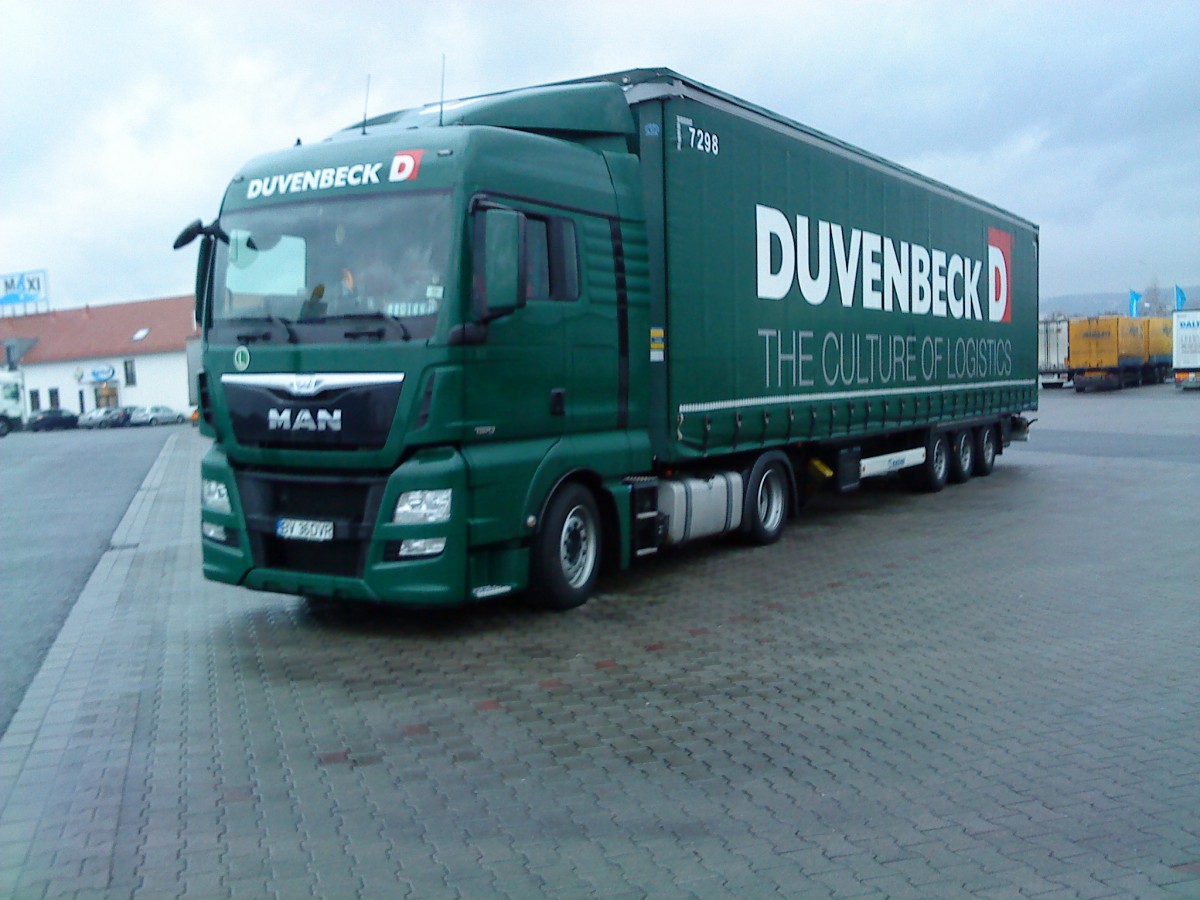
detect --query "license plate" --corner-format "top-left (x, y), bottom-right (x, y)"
top-left (276, 517), bottom-right (334, 542)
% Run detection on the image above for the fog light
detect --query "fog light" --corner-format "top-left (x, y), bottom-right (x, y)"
top-left (202, 522), bottom-right (228, 543)
top-left (397, 537), bottom-right (446, 559)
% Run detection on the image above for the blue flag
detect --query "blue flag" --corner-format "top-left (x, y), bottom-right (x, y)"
top-left (1177, 285), bottom-right (1188, 311)
top-left (1129, 290), bottom-right (1142, 317)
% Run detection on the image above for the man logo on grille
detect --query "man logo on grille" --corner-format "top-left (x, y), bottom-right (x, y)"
top-left (268, 408), bottom-right (342, 432)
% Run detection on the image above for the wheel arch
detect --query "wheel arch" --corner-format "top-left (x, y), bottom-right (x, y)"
top-left (530, 466), bottom-right (621, 574)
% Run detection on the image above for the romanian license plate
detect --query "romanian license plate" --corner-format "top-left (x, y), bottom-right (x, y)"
top-left (276, 517), bottom-right (334, 542)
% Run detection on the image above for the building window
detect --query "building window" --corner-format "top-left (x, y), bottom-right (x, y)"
top-left (48, 388), bottom-right (60, 409)
top-left (29, 389), bottom-right (40, 412)
top-left (124, 359), bottom-right (137, 386)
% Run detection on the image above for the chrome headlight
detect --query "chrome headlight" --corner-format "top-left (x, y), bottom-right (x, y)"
top-left (393, 489), bottom-right (452, 524)
top-left (202, 479), bottom-right (231, 513)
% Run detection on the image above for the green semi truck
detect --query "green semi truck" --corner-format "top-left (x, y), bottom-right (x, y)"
top-left (176, 68), bottom-right (1037, 611)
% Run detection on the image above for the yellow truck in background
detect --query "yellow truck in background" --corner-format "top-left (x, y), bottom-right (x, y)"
top-left (1067, 315), bottom-right (1172, 391)
top-left (1144, 317), bottom-right (1173, 382)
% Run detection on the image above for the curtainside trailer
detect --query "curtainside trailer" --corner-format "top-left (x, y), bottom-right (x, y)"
top-left (1142, 316), bottom-right (1173, 385)
top-left (176, 68), bottom-right (1038, 611)
top-left (1068, 315), bottom-right (1145, 391)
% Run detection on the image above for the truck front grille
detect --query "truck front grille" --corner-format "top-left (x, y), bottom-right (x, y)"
top-left (234, 470), bottom-right (387, 579)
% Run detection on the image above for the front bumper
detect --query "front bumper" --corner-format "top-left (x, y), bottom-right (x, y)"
top-left (200, 445), bottom-right (471, 606)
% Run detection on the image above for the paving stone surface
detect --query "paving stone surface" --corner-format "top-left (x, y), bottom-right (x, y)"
top-left (1, 388), bottom-right (1199, 898)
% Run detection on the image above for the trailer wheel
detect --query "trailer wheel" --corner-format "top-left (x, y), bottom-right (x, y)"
top-left (973, 426), bottom-right (997, 477)
top-left (530, 483), bottom-right (601, 611)
top-left (743, 457), bottom-right (789, 545)
top-left (916, 432), bottom-right (949, 493)
top-left (948, 431), bottom-right (974, 484)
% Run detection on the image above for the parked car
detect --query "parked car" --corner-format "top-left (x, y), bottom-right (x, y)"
top-left (77, 408), bottom-right (108, 429)
top-left (130, 405), bottom-right (186, 426)
top-left (28, 408), bottom-right (79, 431)
top-left (78, 407), bottom-right (129, 429)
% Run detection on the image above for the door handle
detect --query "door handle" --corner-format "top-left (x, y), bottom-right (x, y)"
top-left (550, 388), bottom-right (565, 416)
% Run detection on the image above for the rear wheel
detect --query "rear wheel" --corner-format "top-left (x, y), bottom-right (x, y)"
top-left (974, 425), bottom-right (997, 476)
top-left (530, 483), bottom-right (601, 611)
top-left (916, 432), bottom-right (949, 493)
top-left (948, 431), bottom-right (974, 483)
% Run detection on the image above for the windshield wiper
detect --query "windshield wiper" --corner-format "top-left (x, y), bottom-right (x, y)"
top-left (317, 312), bottom-right (412, 342)
top-left (233, 315), bottom-right (298, 344)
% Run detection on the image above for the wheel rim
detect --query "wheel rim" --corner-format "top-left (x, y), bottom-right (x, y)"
top-left (757, 469), bottom-right (786, 533)
top-left (982, 429), bottom-right (996, 465)
top-left (933, 439), bottom-right (948, 480)
top-left (958, 436), bottom-right (973, 472)
top-left (559, 504), bottom-right (597, 589)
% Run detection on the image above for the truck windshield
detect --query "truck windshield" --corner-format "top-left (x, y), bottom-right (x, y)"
top-left (208, 191), bottom-right (452, 343)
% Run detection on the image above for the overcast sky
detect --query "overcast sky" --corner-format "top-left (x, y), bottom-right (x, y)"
top-left (2, 0), bottom-right (1197, 308)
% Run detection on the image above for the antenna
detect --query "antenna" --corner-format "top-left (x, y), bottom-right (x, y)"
top-left (361, 74), bottom-right (371, 135)
top-left (439, 55), bottom-right (446, 127)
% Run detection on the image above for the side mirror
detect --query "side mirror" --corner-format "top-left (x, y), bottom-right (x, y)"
top-left (194, 236), bottom-right (214, 326)
top-left (478, 208), bottom-right (526, 321)
top-left (174, 219), bottom-right (204, 250)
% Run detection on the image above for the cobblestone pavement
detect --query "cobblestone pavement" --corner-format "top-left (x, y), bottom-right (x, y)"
top-left (2, 392), bottom-right (1199, 898)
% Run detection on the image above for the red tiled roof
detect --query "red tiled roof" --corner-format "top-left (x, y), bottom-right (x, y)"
top-left (0, 296), bottom-right (199, 364)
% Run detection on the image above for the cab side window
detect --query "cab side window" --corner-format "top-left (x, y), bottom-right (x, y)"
top-left (526, 219), bottom-right (551, 300)
top-left (525, 215), bottom-right (579, 302)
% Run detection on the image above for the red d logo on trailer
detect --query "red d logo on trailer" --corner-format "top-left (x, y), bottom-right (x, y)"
top-left (987, 227), bottom-right (1012, 323)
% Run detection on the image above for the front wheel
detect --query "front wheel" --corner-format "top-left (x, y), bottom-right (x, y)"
top-left (530, 483), bottom-right (601, 611)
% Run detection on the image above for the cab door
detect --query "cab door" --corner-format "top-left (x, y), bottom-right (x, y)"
top-left (460, 208), bottom-right (567, 443)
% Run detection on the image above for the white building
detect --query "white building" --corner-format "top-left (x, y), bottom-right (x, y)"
top-left (0, 295), bottom-right (198, 419)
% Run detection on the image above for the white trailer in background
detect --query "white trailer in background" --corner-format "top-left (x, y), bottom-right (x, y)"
top-left (1038, 318), bottom-right (1070, 388)
top-left (1173, 310), bottom-right (1200, 390)
top-left (0, 370), bottom-right (23, 436)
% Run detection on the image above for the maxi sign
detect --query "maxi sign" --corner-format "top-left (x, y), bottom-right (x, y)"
top-left (1, 270), bottom-right (49, 307)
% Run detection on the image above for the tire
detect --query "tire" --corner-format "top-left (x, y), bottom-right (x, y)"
top-left (743, 456), bottom-right (789, 545)
top-left (916, 432), bottom-right (949, 493)
top-left (948, 431), bottom-right (974, 484)
top-left (973, 425), bottom-right (997, 477)
top-left (530, 483), bottom-right (601, 611)
top-left (0, 418), bottom-right (9, 438)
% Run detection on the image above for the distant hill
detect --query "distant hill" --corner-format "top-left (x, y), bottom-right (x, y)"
top-left (1041, 285), bottom-right (1199, 319)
